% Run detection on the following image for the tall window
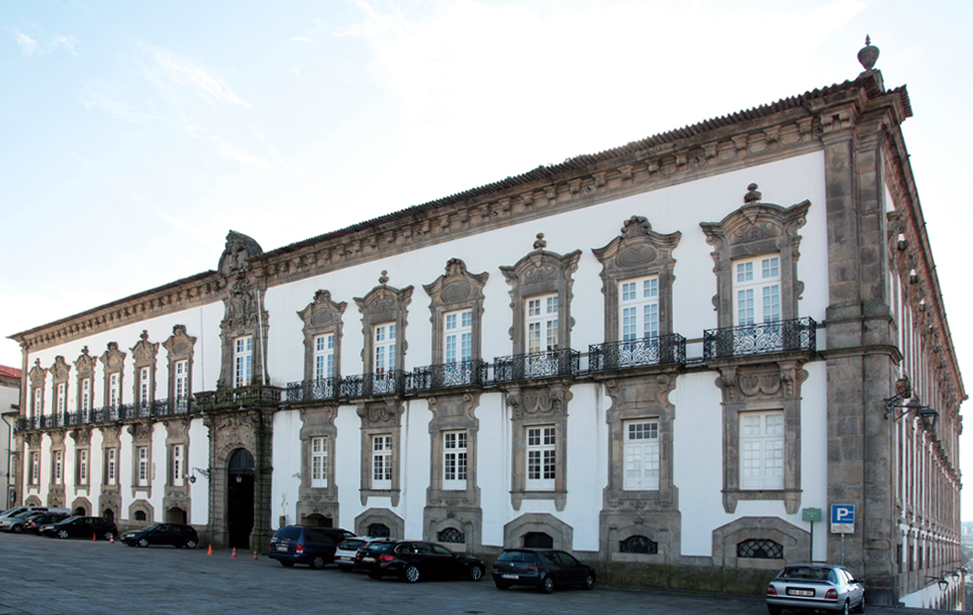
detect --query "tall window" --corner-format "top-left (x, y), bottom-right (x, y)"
top-left (526, 426), bottom-right (556, 490)
top-left (443, 430), bottom-right (468, 490)
top-left (32, 388), bottom-right (41, 418)
top-left (53, 451), bottom-right (63, 484)
top-left (734, 255), bottom-right (781, 326)
top-left (171, 445), bottom-right (183, 487)
top-left (136, 447), bottom-right (149, 486)
top-left (619, 276), bottom-right (659, 340)
top-left (139, 367), bottom-right (151, 406)
top-left (624, 420), bottom-right (660, 490)
top-left (77, 450), bottom-right (88, 485)
top-left (174, 360), bottom-right (188, 401)
top-left (80, 378), bottom-right (91, 412)
top-left (740, 411), bottom-right (784, 489)
top-left (55, 383), bottom-right (66, 421)
top-left (108, 373), bottom-right (120, 408)
top-left (234, 336), bottom-right (253, 387)
top-left (314, 334), bottom-right (335, 379)
top-left (526, 295), bottom-right (559, 354)
top-left (30, 452), bottom-right (39, 485)
top-left (444, 310), bottom-right (472, 364)
top-left (311, 436), bottom-right (328, 488)
top-left (106, 448), bottom-right (117, 485)
top-left (373, 324), bottom-right (396, 373)
top-left (372, 435), bottom-right (392, 489)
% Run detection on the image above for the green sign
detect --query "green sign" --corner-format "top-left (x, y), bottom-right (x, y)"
top-left (802, 507), bottom-right (822, 522)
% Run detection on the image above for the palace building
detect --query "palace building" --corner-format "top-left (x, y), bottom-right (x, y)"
top-left (8, 43), bottom-right (964, 607)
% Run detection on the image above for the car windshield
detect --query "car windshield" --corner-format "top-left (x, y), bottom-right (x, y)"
top-left (339, 539), bottom-right (366, 550)
top-left (497, 550), bottom-right (536, 563)
top-left (361, 542), bottom-right (395, 554)
top-left (273, 527), bottom-right (302, 541)
top-left (778, 567), bottom-right (833, 581)
top-left (141, 524), bottom-right (163, 532)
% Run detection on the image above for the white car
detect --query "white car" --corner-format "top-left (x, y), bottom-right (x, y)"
top-left (766, 563), bottom-right (865, 615)
top-left (334, 537), bottom-right (374, 572)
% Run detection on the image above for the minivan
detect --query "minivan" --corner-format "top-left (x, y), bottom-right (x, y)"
top-left (269, 526), bottom-right (355, 569)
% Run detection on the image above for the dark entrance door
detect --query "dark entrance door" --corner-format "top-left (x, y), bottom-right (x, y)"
top-left (227, 448), bottom-right (255, 550)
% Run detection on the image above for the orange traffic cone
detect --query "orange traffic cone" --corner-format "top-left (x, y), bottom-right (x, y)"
top-left (109, 534), bottom-right (114, 544)
top-left (252, 551), bottom-right (258, 560)
top-left (92, 533), bottom-right (97, 542)
top-left (231, 547), bottom-right (238, 558)
top-left (207, 544), bottom-right (213, 555)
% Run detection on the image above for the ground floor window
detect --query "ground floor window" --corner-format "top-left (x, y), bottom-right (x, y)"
top-left (737, 539), bottom-right (783, 559)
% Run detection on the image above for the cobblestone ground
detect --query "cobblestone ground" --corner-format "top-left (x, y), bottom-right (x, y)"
top-left (0, 533), bottom-right (963, 615)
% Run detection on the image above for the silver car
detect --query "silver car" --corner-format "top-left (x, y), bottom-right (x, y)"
top-left (766, 563), bottom-right (864, 615)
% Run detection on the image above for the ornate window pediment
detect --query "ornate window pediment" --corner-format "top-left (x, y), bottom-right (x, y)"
top-left (297, 290), bottom-right (347, 383)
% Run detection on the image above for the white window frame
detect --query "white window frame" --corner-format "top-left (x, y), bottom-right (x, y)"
top-left (442, 430), bottom-right (468, 491)
top-left (740, 410), bottom-right (785, 490)
top-left (234, 336), bottom-right (253, 387)
top-left (314, 334), bottom-right (335, 380)
top-left (373, 323), bottom-right (396, 373)
top-left (444, 310), bottom-right (473, 364)
top-left (30, 452), bottom-right (39, 485)
top-left (109, 373), bottom-right (120, 408)
top-left (32, 388), bottom-right (41, 419)
top-left (77, 449), bottom-right (88, 485)
top-left (525, 425), bottom-right (556, 491)
top-left (106, 448), bottom-right (117, 485)
top-left (174, 360), bottom-right (189, 401)
top-left (619, 276), bottom-right (660, 341)
top-left (80, 377), bottom-right (91, 412)
top-left (136, 446), bottom-right (149, 487)
top-left (139, 366), bottom-right (151, 406)
top-left (310, 436), bottom-right (328, 488)
top-left (526, 294), bottom-right (559, 355)
top-left (53, 450), bottom-right (62, 484)
top-left (623, 420), bottom-right (660, 490)
top-left (171, 445), bottom-right (184, 487)
top-left (733, 254), bottom-right (781, 326)
top-left (371, 434), bottom-right (393, 490)
top-left (55, 383), bottom-right (66, 421)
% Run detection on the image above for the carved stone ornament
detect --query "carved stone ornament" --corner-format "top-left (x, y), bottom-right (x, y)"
top-left (49, 356), bottom-right (71, 382)
top-left (100, 342), bottom-right (126, 371)
top-left (298, 290), bottom-right (347, 329)
top-left (507, 386), bottom-right (573, 420)
top-left (500, 246), bottom-right (581, 353)
top-left (131, 330), bottom-right (159, 364)
top-left (218, 230), bottom-right (263, 276)
top-left (74, 346), bottom-right (97, 376)
top-left (28, 359), bottom-right (47, 389)
top-left (70, 429), bottom-right (91, 446)
top-left (163, 325), bottom-right (196, 357)
top-left (858, 35), bottom-right (879, 71)
top-left (356, 400), bottom-right (402, 428)
top-left (423, 259), bottom-right (489, 364)
top-left (127, 421), bottom-right (153, 443)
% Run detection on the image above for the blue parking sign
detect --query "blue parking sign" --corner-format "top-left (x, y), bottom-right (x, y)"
top-left (830, 505), bottom-right (855, 534)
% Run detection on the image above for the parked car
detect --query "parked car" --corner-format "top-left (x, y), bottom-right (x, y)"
top-left (335, 537), bottom-right (373, 572)
top-left (0, 510), bottom-right (68, 533)
top-left (39, 516), bottom-right (117, 541)
top-left (268, 526), bottom-right (355, 569)
top-left (119, 523), bottom-right (199, 548)
top-left (23, 512), bottom-right (72, 534)
top-left (355, 539), bottom-right (485, 583)
top-left (766, 563), bottom-right (865, 615)
top-left (491, 548), bottom-right (596, 593)
top-left (0, 506), bottom-right (55, 521)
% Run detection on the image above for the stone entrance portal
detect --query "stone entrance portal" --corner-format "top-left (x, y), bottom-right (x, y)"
top-left (227, 448), bottom-right (255, 549)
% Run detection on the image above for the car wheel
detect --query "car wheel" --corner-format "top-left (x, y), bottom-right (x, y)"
top-left (138, 538), bottom-right (149, 548)
top-left (57, 529), bottom-right (69, 539)
top-left (402, 565), bottom-right (420, 583)
top-left (279, 561), bottom-right (295, 568)
top-left (494, 581), bottom-right (510, 590)
top-left (184, 539), bottom-right (198, 549)
top-left (368, 572), bottom-right (383, 580)
top-left (468, 565), bottom-right (484, 582)
top-left (12, 525), bottom-right (23, 534)
top-left (842, 600), bottom-right (850, 615)
top-left (582, 572), bottom-right (595, 590)
top-left (310, 556), bottom-right (326, 570)
top-left (540, 575), bottom-right (555, 594)
top-left (852, 596), bottom-right (865, 614)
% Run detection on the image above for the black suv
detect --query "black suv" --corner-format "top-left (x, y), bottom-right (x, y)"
top-left (269, 526), bottom-right (355, 569)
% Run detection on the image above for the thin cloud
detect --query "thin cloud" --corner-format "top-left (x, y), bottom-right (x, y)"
top-left (186, 126), bottom-right (273, 170)
top-left (144, 44), bottom-right (250, 108)
top-left (76, 82), bottom-right (158, 124)
top-left (14, 31), bottom-right (37, 56)
top-left (52, 35), bottom-right (80, 56)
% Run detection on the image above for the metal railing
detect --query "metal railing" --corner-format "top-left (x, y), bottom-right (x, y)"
top-left (14, 397), bottom-right (195, 432)
top-left (194, 384), bottom-right (281, 409)
top-left (411, 360), bottom-right (488, 391)
top-left (703, 317), bottom-right (816, 360)
top-left (285, 377), bottom-right (340, 403)
top-left (340, 370), bottom-right (407, 398)
top-left (588, 333), bottom-right (687, 372)
top-left (493, 349), bottom-right (580, 382)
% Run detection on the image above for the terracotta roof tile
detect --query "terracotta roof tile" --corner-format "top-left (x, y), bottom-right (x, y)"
top-left (0, 365), bottom-right (21, 379)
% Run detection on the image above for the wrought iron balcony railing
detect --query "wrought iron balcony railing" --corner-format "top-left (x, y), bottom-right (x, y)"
top-left (13, 397), bottom-right (195, 432)
top-left (588, 333), bottom-right (687, 373)
top-left (411, 360), bottom-right (488, 391)
top-left (286, 377), bottom-right (340, 403)
top-left (703, 317), bottom-right (816, 360)
top-left (340, 370), bottom-right (407, 398)
top-left (493, 349), bottom-right (580, 383)
top-left (194, 384), bottom-right (282, 410)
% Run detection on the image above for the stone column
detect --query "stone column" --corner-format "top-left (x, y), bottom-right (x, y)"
top-left (250, 408), bottom-right (274, 553)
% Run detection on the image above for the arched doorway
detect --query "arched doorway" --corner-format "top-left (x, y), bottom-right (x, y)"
top-left (166, 507), bottom-right (187, 524)
top-left (227, 448), bottom-right (255, 549)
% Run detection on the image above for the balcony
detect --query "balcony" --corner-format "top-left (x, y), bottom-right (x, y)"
top-left (340, 370), bottom-right (407, 398)
top-left (703, 317), bottom-right (816, 360)
top-left (13, 397), bottom-right (195, 432)
top-left (285, 377), bottom-right (340, 404)
top-left (493, 349), bottom-right (580, 383)
top-left (194, 384), bottom-right (282, 411)
top-left (411, 360), bottom-right (488, 392)
top-left (588, 333), bottom-right (687, 373)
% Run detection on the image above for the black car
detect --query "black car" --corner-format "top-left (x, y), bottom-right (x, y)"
top-left (491, 548), bottom-right (596, 593)
top-left (119, 523), bottom-right (199, 548)
top-left (269, 526), bottom-right (355, 569)
top-left (40, 516), bottom-right (118, 541)
top-left (23, 512), bottom-right (72, 534)
top-left (355, 540), bottom-right (485, 583)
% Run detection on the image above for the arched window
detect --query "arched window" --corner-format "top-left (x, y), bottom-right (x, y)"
top-left (523, 532), bottom-right (553, 549)
top-left (737, 539), bottom-right (783, 559)
top-left (134, 510), bottom-right (147, 522)
top-left (437, 527), bottom-right (465, 544)
top-left (74, 506), bottom-right (86, 516)
top-left (620, 535), bottom-right (658, 554)
top-left (368, 523), bottom-right (390, 538)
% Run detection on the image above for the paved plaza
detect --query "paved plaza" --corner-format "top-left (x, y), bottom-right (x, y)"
top-left (0, 532), bottom-right (962, 614)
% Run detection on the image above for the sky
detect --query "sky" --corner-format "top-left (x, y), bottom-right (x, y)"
top-left (2, 0), bottom-right (973, 511)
